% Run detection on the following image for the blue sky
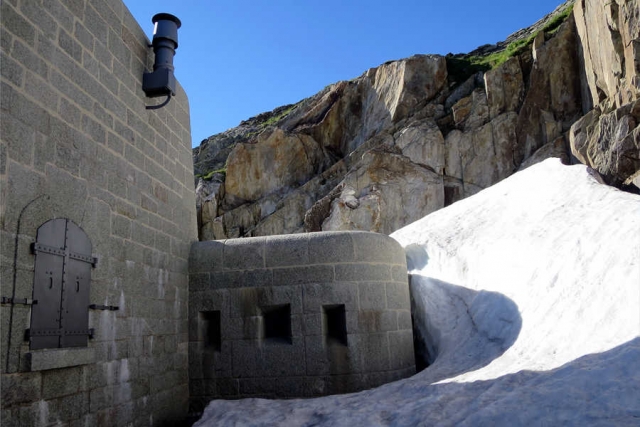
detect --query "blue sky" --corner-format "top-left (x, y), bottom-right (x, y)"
top-left (124, 1), bottom-right (566, 147)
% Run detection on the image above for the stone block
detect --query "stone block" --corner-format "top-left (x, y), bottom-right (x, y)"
top-left (303, 313), bottom-right (322, 336)
top-left (230, 340), bottom-right (261, 378)
top-left (352, 333), bottom-right (390, 372)
top-left (392, 265), bottom-right (409, 283)
top-left (386, 282), bottom-right (411, 309)
top-left (265, 234), bottom-right (309, 267)
top-left (189, 272), bottom-right (210, 292)
top-left (215, 378), bottom-right (239, 397)
top-left (398, 310), bottom-right (413, 330)
top-left (42, 366), bottom-right (83, 399)
top-left (7, 85), bottom-right (50, 134)
top-left (111, 214), bottom-right (131, 239)
top-left (0, 372), bottom-right (41, 406)
top-left (325, 373), bottom-right (364, 395)
top-left (308, 231), bottom-right (356, 264)
top-left (74, 21), bottom-right (94, 50)
top-left (2, 111), bottom-right (35, 167)
top-left (1, 2), bottom-right (36, 45)
top-left (59, 27), bottom-right (82, 63)
top-left (302, 282), bottom-right (358, 313)
top-left (356, 310), bottom-right (397, 333)
top-left (27, 347), bottom-right (96, 371)
top-left (259, 339), bottom-right (306, 377)
top-left (255, 285), bottom-right (303, 315)
top-left (227, 287), bottom-right (261, 317)
top-left (210, 268), bottom-right (273, 290)
top-left (223, 237), bottom-right (265, 270)
top-left (21, 0), bottom-right (58, 40)
top-left (113, 402), bottom-right (134, 426)
top-left (240, 376), bottom-right (306, 398)
top-left (357, 282), bottom-right (387, 310)
top-left (53, 391), bottom-right (90, 422)
top-left (227, 315), bottom-right (260, 341)
top-left (273, 265), bottom-right (334, 286)
top-left (150, 370), bottom-right (182, 394)
top-left (1, 52), bottom-right (24, 87)
top-left (352, 231), bottom-right (406, 265)
top-left (90, 385), bottom-right (114, 412)
top-left (188, 240), bottom-right (224, 273)
top-left (335, 263), bottom-right (392, 282)
top-left (388, 330), bottom-right (416, 371)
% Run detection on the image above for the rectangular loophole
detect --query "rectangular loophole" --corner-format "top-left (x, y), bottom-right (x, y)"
top-left (323, 304), bottom-right (347, 346)
top-left (199, 311), bottom-right (221, 351)
top-left (261, 304), bottom-right (291, 344)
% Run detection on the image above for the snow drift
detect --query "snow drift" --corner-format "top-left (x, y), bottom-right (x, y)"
top-left (195, 159), bottom-right (640, 426)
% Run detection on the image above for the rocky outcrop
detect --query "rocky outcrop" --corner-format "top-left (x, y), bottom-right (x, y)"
top-left (569, 100), bottom-right (640, 187)
top-left (569, 0), bottom-right (640, 188)
top-left (193, 0), bottom-right (640, 240)
top-left (574, 0), bottom-right (639, 110)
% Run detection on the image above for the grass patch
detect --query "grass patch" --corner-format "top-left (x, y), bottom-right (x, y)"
top-left (260, 104), bottom-right (297, 127)
top-left (196, 168), bottom-right (227, 181)
top-left (447, 4), bottom-right (573, 83)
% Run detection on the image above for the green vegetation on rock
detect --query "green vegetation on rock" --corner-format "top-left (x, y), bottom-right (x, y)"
top-left (447, 4), bottom-right (574, 84)
top-left (196, 168), bottom-right (227, 181)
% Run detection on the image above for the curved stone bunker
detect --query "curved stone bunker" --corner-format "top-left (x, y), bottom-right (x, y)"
top-left (188, 231), bottom-right (415, 409)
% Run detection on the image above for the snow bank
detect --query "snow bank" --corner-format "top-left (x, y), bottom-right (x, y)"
top-left (195, 159), bottom-right (640, 426)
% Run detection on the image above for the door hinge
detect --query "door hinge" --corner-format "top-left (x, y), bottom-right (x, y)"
top-left (1, 297), bottom-right (37, 305)
top-left (89, 304), bottom-right (119, 311)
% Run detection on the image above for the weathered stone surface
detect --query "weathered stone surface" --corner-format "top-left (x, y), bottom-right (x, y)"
top-left (516, 15), bottom-right (583, 165)
top-left (484, 56), bottom-right (524, 120)
top-left (574, 0), bottom-right (640, 109)
top-left (445, 112), bottom-right (519, 189)
top-left (394, 118), bottom-right (445, 173)
top-left (224, 128), bottom-right (328, 208)
top-left (322, 149), bottom-right (444, 235)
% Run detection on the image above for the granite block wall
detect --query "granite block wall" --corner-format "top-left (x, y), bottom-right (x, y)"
top-left (0, 0), bottom-right (197, 425)
top-left (188, 231), bottom-right (415, 411)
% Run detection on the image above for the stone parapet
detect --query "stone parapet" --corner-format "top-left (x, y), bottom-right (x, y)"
top-left (188, 231), bottom-right (415, 410)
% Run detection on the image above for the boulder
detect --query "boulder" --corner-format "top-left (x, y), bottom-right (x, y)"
top-left (570, 100), bottom-right (640, 188)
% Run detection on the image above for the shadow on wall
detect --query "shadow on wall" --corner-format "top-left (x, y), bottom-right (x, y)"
top-left (406, 244), bottom-right (522, 381)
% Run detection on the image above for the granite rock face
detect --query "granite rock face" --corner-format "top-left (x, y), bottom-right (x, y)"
top-left (193, 0), bottom-right (639, 240)
top-left (574, 0), bottom-right (640, 110)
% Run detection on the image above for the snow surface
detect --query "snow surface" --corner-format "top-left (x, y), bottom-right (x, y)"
top-left (195, 159), bottom-right (640, 426)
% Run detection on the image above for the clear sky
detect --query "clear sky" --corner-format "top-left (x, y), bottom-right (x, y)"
top-left (124, 1), bottom-right (566, 147)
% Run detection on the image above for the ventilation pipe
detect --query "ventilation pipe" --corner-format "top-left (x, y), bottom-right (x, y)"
top-left (143, 13), bottom-right (181, 110)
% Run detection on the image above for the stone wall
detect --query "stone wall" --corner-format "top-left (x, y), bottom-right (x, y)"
top-left (0, 0), bottom-right (197, 425)
top-left (188, 231), bottom-right (414, 410)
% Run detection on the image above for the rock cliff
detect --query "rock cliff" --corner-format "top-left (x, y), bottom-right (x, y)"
top-left (193, 0), bottom-right (639, 240)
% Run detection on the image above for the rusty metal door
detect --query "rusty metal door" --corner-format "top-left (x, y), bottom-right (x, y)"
top-left (30, 219), bottom-right (95, 350)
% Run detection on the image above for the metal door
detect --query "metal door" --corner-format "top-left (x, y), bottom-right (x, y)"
top-left (30, 219), bottom-right (95, 350)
